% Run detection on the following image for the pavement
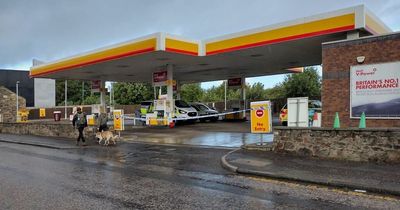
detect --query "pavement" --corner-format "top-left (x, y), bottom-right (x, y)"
top-left (221, 148), bottom-right (400, 196)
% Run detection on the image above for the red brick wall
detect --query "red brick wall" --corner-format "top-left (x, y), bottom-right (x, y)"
top-left (322, 33), bottom-right (400, 128)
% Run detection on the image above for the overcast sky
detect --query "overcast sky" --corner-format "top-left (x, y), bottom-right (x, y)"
top-left (1, 0), bottom-right (399, 89)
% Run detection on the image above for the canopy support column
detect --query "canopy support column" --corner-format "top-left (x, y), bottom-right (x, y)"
top-left (167, 64), bottom-right (174, 102)
top-left (167, 64), bottom-right (175, 120)
top-left (176, 80), bottom-right (181, 100)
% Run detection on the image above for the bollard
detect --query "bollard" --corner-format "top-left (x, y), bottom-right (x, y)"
top-left (169, 121), bottom-right (175, 128)
top-left (333, 112), bottom-right (340, 128)
top-left (359, 112), bottom-right (366, 129)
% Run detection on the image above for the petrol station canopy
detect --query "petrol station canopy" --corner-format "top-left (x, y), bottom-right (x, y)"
top-left (30, 5), bottom-right (390, 83)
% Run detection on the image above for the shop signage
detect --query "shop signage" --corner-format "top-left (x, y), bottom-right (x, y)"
top-left (153, 71), bottom-right (168, 86)
top-left (91, 80), bottom-right (101, 93)
top-left (350, 61), bottom-right (400, 118)
top-left (228, 78), bottom-right (242, 87)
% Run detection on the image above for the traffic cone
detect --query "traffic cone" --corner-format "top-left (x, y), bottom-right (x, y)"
top-left (359, 112), bottom-right (366, 129)
top-left (333, 112), bottom-right (340, 128)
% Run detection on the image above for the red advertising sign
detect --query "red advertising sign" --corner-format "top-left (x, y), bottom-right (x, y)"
top-left (153, 71), bottom-right (168, 83)
top-left (228, 78), bottom-right (242, 87)
top-left (91, 80), bottom-right (101, 93)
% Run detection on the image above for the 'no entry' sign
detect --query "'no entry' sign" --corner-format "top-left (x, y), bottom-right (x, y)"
top-left (250, 101), bottom-right (272, 133)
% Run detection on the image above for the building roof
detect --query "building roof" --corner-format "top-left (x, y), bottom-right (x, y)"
top-left (30, 5), bottom-right (391, 83)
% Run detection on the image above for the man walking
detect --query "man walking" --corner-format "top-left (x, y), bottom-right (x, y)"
top-left (98, 110), bottom-right (108, 132)
top-left (72, 107), bottom-right (87, 146)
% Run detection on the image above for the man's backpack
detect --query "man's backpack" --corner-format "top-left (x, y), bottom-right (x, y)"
top-left (77, 113), bottom-right (87, 127)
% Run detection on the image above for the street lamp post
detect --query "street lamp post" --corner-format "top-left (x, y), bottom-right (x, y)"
top-left (16, 81), bottom-right (20, 122)
top-left (82, 81), bottom-right (84, 105)
top-left (65, 80), bottom-right (67, 119)
top-left (224, 80), bottom-right (227, 111)
top-left (109, 82), bottom-right (112, 107)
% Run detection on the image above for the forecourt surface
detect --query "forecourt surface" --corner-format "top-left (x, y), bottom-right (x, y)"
top-left (30, 5), bottom-right (390, 83)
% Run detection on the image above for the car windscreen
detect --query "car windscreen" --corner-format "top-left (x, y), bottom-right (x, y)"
top-left (175, 100), bottom-right (191, 108)
top-left (198, 104), bottom-right (210, 111)
top-left (191, 104), bottom-right (200, 111)
top-left (141, 102), bottom-right (152, 106)
top-left (309, 101), bottom-right (322, 108)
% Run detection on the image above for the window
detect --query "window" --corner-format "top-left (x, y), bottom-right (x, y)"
top-left (175, 100), bottom-right (190, 108)
top-left (198, 104), bottom-right (209, 111)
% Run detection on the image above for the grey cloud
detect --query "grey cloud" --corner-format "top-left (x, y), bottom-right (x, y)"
top-left (0, 0), bottom-right (399, 70)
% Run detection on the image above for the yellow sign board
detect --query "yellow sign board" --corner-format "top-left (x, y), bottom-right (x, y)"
top-left (18, 110), bottom-right (29, 123)
top-left (113, 109), bottom-right (124, 131)
top-left (39, 108), bottom-right (46, 118)
top-left (250, 101), bottom-right (272, 133)
top-left (86, 115), bottom-right (96, 126)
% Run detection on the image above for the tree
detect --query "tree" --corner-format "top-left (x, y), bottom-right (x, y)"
top-left (113, 82), bottom-right (153, 105)
top-left (246, 82), bottom-right (267, 101)
top-left (265, 83), bottom-right (285, 100)
top-left (282, 67), bottom-right (321, 99)
top-left (201, 81), bottom-right (241, 102)
top-left (82, 94), bottom-right (100, 105)
top-left (56, 80), bottom-right (91, 106)
top-left (180, 83), bottom-right (203, 102)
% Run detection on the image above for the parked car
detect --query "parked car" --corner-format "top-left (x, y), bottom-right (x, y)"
top-left (175, 100), bottom-right (198, 122)
top-left (190, 102), bottom-right (219, 122)
top-left (279, 100), bottom-right (322, 126)
top-left (140, 100), bottom-right (198, 118)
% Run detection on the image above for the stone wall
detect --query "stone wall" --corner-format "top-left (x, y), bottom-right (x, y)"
top-left (322, 33), bottom-right (400, 127)
top-left (0, 122), bottom-right (96, 140)
top-left (0, 86), bottom-right (26, 122)
top-left (273, 127), bottom-right (400, 163)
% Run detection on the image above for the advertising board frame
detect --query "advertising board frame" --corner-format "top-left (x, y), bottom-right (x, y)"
top-left (350, 61), bottom-right (400, 119)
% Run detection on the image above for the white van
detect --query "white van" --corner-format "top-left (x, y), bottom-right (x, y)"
top-left (175, 100), bottom-right (198, 121)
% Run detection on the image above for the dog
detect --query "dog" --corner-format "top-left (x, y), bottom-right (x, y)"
top-left (95, 130), bottom-right (118, 146)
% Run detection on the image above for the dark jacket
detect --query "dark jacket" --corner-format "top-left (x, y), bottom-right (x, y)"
top-left (72, 111), bottom-right (87, 128)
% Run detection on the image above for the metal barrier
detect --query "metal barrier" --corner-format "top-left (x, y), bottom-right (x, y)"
top-left (123, 109), bottom-right (251, 122)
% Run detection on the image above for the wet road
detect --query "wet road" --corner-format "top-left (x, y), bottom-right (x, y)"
top-left (0, 140), bottom-right (399, 209)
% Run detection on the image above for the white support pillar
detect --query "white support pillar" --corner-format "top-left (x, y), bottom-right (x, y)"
top-left (100, 80), bottom-right (106, 109)
top-left (241, 77), bottom-right (246, 119)
top-left (224, 80), bottom-right (227, 111)
top-left (64, 80), bottom-right (68, 119)
top-left (16, 81), bottom-right (20, 122)
top-left (109, 82), bottom-right (112, 107)
top-left (167, 64), bottom-right (174, 101)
